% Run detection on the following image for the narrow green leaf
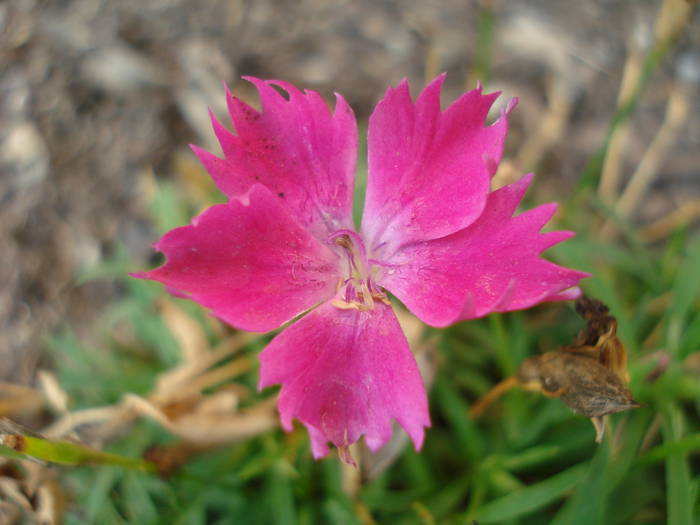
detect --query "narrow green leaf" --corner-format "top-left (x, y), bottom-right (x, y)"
top-left (121, 472), bottom-right (159, 524)
top-left (476, 462), bottom-right (588, 523)
top-left (501, 445), bottom-right (563, 471)
top-left (472, 1), bottom-right (495, 87)
top-left (665, 240), bottom-right (700, 356)
top-left (433, 376), bottom-right (484, 461)
top-left (1, 433), bottom-right (156, 473)
top-left (86, 468), bottom-right (120, 522)
top-left (661, 403), bottom-right (694, 525)
top-left (0, 444), bottom-right (27, 461)
top-left (638, 433), bottom-right (700, 465)
top-left (551, 441), bottom-right (610, 525)
top-left (264, 464), bottom-right (297, 525)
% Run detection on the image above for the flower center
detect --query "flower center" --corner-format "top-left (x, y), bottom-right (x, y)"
top-left (328, 229), bottom-right (389, 311)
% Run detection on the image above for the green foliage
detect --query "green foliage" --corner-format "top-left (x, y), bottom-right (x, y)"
top-left (47, 159), bottom-right (700, 525)
top-left (46, 30), bottom-right (699, 525)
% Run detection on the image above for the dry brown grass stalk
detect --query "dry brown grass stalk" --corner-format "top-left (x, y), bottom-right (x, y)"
top-left (600, 81), bottom-right (690, 240)
top-left (597, 24), bottom-right (650, 203)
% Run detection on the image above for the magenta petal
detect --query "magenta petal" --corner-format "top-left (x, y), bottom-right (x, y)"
top-left (134, 184), bottom-right (339, 332)
top-left (259, 300), bottom-right (430, 458)
top-left (194, 78), bottom-right (358, 240)
top-left (362, 74), bottom-right (511, 254)
top-left (377, 174), bottom-right (590, 326)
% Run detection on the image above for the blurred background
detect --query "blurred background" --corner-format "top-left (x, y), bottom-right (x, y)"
top-left (0, 1), bottom-right (698, 524)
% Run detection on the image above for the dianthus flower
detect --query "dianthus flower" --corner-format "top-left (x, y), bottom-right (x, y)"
top-left (135, 75), bottom-right (588, 461)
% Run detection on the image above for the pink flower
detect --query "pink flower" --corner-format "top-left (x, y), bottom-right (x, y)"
top-left (134, 75), bottom-right (589, 461)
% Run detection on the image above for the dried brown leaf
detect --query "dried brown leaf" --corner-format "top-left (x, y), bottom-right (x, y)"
top-left (158, 298), bottom-right (210, 362)
top-left (472, 296), bottom-right (640, 442)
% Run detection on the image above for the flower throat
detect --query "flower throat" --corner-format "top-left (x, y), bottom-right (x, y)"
top-left (328, 229), bottom-right (388, 311)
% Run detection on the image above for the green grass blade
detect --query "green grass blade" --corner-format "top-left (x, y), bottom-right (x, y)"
top-left (551, 441), bottom-right (609, 525)
top-left (661, 403), bottom-right (694, 525)
top-left (637, 433), bottom-right (700, 466)
top-left (476, 462), bottom-right (588, 523)
top-left (0, 433), bottom-right (156, 473)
